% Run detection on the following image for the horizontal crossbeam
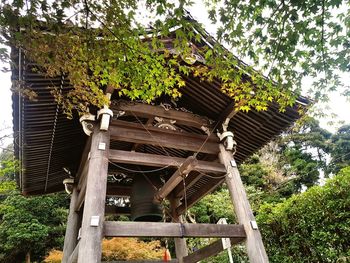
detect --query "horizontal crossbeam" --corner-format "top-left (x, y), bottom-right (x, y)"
top-left (103, 221), bottom-right (246, 238)
top-left (110, 120), bottom-right (219, 154)
top-left (108, 149), bottom-right (226, 174)
top-left (112, 100), bottom-right (212, 129)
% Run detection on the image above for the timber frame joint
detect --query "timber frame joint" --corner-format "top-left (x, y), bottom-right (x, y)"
top-left (217, 124), bottom-right (237, 152)
top-left (97, 92), bottom-right (114, 131)
top-left (79, 113), bottom-right (95, 136)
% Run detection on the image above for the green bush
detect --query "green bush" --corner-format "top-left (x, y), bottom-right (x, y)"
top-left (257, 167), bottom-right (350, 262)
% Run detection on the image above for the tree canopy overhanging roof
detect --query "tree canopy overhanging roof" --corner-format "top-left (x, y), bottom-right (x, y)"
top-left (11, 22), bottom-right (309, 195)
top-left (4, 4), bottom-right (310, 195)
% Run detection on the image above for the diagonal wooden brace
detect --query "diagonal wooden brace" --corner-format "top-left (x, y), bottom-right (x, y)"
top-left (154, 156), bottom-right (198, 203)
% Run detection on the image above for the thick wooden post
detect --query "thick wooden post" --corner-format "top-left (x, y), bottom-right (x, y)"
top-left (77, 126), bottom-right (110, 263)
top-left (62, 186), bottom-right (81, 263)
top-left (218, 144), bottom-right (268, 263)
top-left (170, 197), bottom-right (188, 262)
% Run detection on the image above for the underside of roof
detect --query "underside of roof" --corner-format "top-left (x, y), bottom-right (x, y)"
top-left (12, 43), bottom-right (309, 196)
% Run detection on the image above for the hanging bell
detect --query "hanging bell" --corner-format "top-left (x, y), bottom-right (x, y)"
top-left (130, 175), bottom-right (163, 222)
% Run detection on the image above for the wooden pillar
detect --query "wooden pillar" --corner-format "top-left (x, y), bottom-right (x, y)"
top-left (62, 186), bottom-right (81, 263)
top-left (170, 197), bottom-right (188, 262)
top-left (218, 144), bottom-right (268, 263)
top-left (77, 126), bottom-right (110, 263)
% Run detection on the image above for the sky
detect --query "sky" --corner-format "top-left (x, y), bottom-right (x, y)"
top-left (0, 3), bottom-right (350, 148)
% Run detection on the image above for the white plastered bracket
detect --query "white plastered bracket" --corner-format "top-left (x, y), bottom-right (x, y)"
top-left (217, 122), bottom-right (237, 152)
top-left (80, 113), bottom-right (96, 136)
top-left (97, 93), bottom-right (114, 131)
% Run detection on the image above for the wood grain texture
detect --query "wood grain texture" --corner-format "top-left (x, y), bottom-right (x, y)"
top-left (77, 127), bottom-right (110, 263)
top-left (67, 242), bottom-right (79, 263)
top-left (62, 187), bottom-right (81, 263)
top-left (108, 150), bottom-right (226, 174)
top-left (112, 101), bottom-right (212, 129)
top-left (155, 157), bottom-right (198, 202)
top-left (103, 221), bottom-right (246, 238)
top-left (170, 197), bottom-right (188, 262)
top-left (110, 120), bottom-right (219, 154)
top-left (218, 144), bottom-right (268, 263)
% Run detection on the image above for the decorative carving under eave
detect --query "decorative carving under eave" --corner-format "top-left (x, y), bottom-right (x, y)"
top-left (111, 99), bottom-right (214, 133)
top-left (154, 117), bottom-right (177, 131)
top-left (79, 113), bottom-right (95, 136)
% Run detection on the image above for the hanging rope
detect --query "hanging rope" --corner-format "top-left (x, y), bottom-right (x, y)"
top-left (195, 170), bottom-right (228, 180)
top-left (108, 160), bottom-right (171, 174)
top-left (182, 176), bottom-right (188, 217)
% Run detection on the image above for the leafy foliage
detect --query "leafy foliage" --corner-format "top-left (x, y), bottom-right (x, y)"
top-left (207, 0), bottom-right (350, 102)
top-left (43, 249), bottom-right (63, 263)
top-left (329, 124), bottom-right (350, 174)
top-left (43, 238), bottom-right (165, 262)
top-left (0, 192), bottom-right (69, 262)
top-left (0, 146), bottom-right (19, 196)
top-left (239, 118), bottom-right (338, 198)
top-left (102, 238), bottom-right (163, 261)
top-left (2, 0), bottom-right (347, 117)
top-left (257, 167), bottom-right (350, 263)
top-left (189, 187), bottom-right (235, 224)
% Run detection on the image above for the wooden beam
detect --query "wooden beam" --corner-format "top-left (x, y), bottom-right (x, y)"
top-left (154, 157), bottom-right (198, 203)
top-left (176, 178), bottom-right (224, 216)
top-left (77, 156), bottom-right (90, 192)
top-left (214, 100), bottom-right (245, 129)
top-left (110, 120), bottom-right (219, 154)
top-left (218, 144), bottom-right (268, 263)
top-left (78, 127), bottom-right (110, 263)
top-left (131, 117), bottom-right (154, 151)
top-left (173, 171), bottom-right (205, 199)
top-left (75, 137), bottom-right (91, 182)
top-left (103, 221), bottom-right (246, 238)
top-left (62, 187), bottom-right (81, 263)
top-left (173, 156), bottom-right (218, 198)
top-left (112, 100), bottom-right (212, 129)
top-left (170, 197), bottom-right (188, 262)
top-left (183, 237), bottom-right (245, 263)
top-left (108, 150), bottom-right (226, 174)
top-left (75, 159), bottom-right (90, 211)
top-left (67, 242), bottom-right (79, 263)
top-left (74, 139), bottom-right (92, 211)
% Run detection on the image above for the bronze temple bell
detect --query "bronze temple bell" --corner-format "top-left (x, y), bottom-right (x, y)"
top-left (130, 175), bottom-right (163, 222)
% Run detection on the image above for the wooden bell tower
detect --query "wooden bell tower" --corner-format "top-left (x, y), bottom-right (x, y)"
top-left (12, 18), bottom-right (309, 263)
top-left (61, 100), bottom-right (268, 263)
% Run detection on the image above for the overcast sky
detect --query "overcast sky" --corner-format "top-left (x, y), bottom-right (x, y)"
top-left (0, 3), bottom-right (349, 145)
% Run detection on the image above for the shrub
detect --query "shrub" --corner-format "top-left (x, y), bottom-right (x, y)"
top-left (257, 167), bottom-right (350, 262)
top-left (43, 250), bottom-right (63, 263)
top-left (44, 238), bottom-right (164, 262)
